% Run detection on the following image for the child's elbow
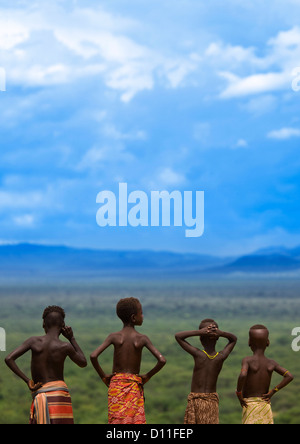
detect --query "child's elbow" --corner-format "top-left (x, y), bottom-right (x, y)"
top-left (4, 355), bottom-right (12, 367)
top-left (159, 355), bottom-right (167, 367)
top-left (90, 352), bottom-right (98, 365)
top-left (231, 335), bottom-right (238, 345)
top-left (80, 358), bottom-right (88, 368)
top-left (174, 333), bottom-right (183, 344)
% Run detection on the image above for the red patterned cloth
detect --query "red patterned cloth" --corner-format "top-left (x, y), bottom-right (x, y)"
top-left (108, 373), bottom-right (146, 424)
top-left (30, 381), bottom-right (74, 424)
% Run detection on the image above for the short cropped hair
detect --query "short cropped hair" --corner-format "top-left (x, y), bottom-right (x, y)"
top-left (250, 324), bottom-right (268, 331)
top-left (43, 305), bottom-right (65, 320)
top-left (42, 306), bottom-right (65, 328)
top-left (116, 298), bottom-right (141, 324)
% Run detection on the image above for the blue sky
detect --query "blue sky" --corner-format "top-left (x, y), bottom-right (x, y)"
top-left (0, 0), bottom-right (300, 256)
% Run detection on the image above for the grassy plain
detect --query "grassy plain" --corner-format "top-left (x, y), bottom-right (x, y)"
top-left (0, 277), bottom-right (299, 424)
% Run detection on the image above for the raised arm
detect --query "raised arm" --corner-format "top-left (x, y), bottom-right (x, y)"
top-left (140, 336), bottom-right (166, 384)
top-left (175, 330), bottom-right (202, 356)
top-left (62, 326), bottom-right (87, 368)
top-left (90, 334), bottom-right (114, 386)
top-left (175, 325), bottom-right (215, 356)
top-left (216, 329), bottom-right (237, 359)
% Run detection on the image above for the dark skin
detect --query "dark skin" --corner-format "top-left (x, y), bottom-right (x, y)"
top-left (5, 315), bottom-right (87, 391)
top-left (175, 321), bottom-right (237, 393)
top-left (236, 328), bottom-right (294, 408)
top-left (90, 303), bottom-right (166, 387)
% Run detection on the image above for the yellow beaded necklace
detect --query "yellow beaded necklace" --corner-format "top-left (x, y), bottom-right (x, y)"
top-left (202, 350), bottom-right (219, 360)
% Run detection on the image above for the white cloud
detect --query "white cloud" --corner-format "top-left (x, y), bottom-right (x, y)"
top-left (0, 183), bottom-right (63, 212)
top-left (105, 61), bottom-right (155, 103)
top-left (241, 95), bottom-right (278, 116)
top-left (219, 71), bottom-right (289, 99)
top-left (78, 147), bottom-right (106, 169)
top-left (22, 64), bottom-right (71, 86)
top-left (102, 124), bottom-right (147, 141)
top-left (205, 41), bottom-right (259, 68)
top-left (0, 190), bottom-right (43, 209)
top-left (163, 54), bottom-right (200, 89)
top-left (77, 144), bottom-right (135, 171)
top-left (0, 4), bottom-right (200, 102)
top-left (267, 127), bottom-right (300, 139)
top-left (216, 26), bottom-right (300, 99)
top-left (0, 17), bottom-right (29, 50)
top-left (13, 214), bottom-right (35, 227)
top-left (158, 168), bottom-right (186, 186)
top-left (4, 4), bottom-right (298, 104)
top-left (234, 139), bottom-right (248, 148)
top-left (267, 27), bottom-right (300, 68)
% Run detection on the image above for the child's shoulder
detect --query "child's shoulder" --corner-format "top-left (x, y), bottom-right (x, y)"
top-left (131, 331), bottom-right (152, 346)
top-left (241, 355), bottom-right (254, 364)
top-left (26, 335), bottom-right (48, 351)
top-left (26, 335), bottom-right (44, 344)
top-left (107, 329), bottom-right (146, 342)
top-left (129, 329), bottom-right (148, 342)
top-left (106, 330), bottom-right (123, 342)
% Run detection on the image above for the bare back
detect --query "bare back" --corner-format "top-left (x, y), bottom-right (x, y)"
top-left (90, 322), bottom-right (166, 386)
top-left (242, 355), bottom-right (276, 398)
top-left (30, 335), bottom-right (71, 383)
top-left (191, 351), bottom-right (225, 393)
top-left (110, 328), bottom-right (147, 374)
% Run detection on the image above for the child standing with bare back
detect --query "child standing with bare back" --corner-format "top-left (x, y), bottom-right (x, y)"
top-left (5, 306), bottom-right (87, 424)
top-left (236, 324), bottom-right (294, 424)
top-left (175, 318), bottom-right (237, 424)
top-left (90, 297), bottom-right (166, 424)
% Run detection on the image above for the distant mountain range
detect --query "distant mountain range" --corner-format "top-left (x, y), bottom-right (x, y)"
top-left (0, 243), bottom-right (300, 280)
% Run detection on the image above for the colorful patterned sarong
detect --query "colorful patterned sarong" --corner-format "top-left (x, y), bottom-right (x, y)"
top-left (30, 380), bottom-right (74, 424)
top-left (108, 373), bottom-right (146, 424)
top-left (184, 392), bottom-right (219, 424)
top-left (242, 397), bottom-right (274, 424)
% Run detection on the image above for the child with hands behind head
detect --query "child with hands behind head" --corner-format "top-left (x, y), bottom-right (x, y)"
top-left (175, 318), bottom-right (237, 424)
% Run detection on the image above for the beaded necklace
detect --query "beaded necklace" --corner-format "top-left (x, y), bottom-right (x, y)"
top-left (202, 350), bottom-right (219, 360)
